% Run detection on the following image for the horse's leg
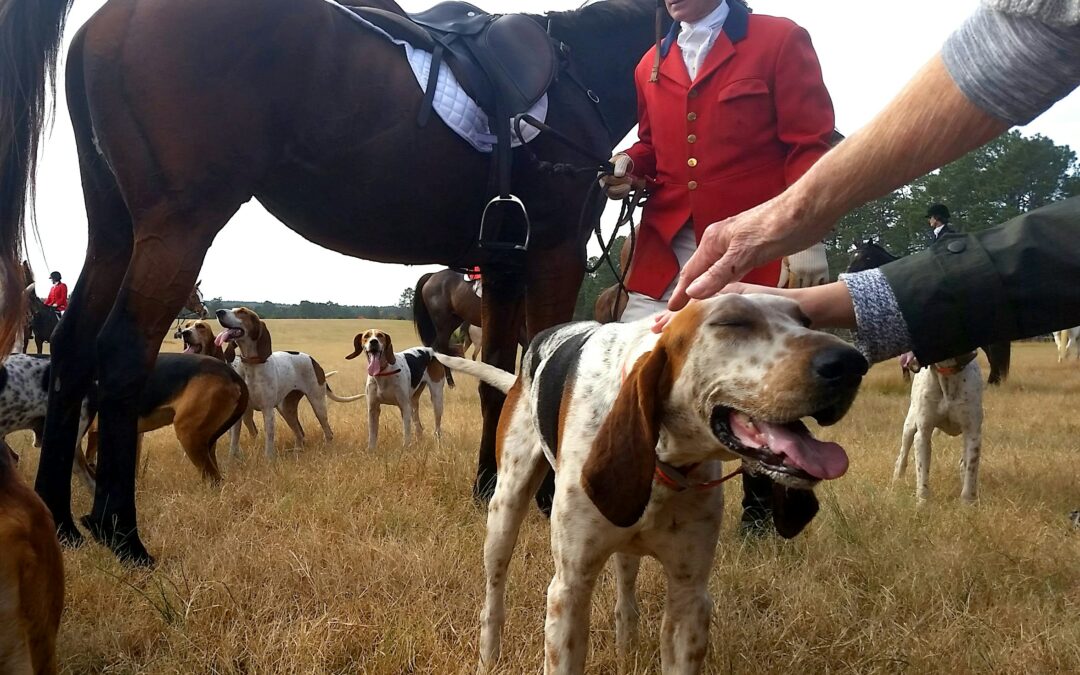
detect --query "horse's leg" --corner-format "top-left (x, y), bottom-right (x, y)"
top-left (475, 264), bottom-right (527, 502)
top-left (84, 216), bottom-right (224, 564)
top-left (37, 45), bottom-right (134, 545)
top-left (524, 240), bottom-right (586, 514)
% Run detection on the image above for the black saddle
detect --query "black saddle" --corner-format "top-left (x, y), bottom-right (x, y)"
top-left (350, 2), bottom-right (560, 251)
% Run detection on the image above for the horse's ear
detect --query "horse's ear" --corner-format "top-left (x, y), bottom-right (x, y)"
top-left (195, 280), bottom-right (201, 288)
top-left (580, 346), bottom-right (669, 527)
top-left (345, 334), bottom-right (364, 360)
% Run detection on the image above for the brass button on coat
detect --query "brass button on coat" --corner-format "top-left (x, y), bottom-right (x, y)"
top-left (687, 112), bottom-right (697, 121)
top-left (688, 181), bottom-right (698, 190)
top-left (687, 158), bottom-right (698, 167)
top-left (687, 134), bottom-right (697, 143)
top-left (688, 89), bottom-right (699, 98)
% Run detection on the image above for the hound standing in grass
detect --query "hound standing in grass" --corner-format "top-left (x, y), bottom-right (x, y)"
top-left (216, 308), bottom-right (363, 458)
top-left (346, 330), bottom-right (448, 449)
top-left (437, 294), bottom-right (867, 674)
top-left (895, 351), bottom-right (984, 503)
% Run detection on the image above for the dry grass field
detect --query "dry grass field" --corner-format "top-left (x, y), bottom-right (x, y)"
top-left (9, 320), bottom-right (1080, 673)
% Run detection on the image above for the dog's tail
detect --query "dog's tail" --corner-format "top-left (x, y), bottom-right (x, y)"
top-left (326, 383), bottom-right (365, 403)
top-left (434, 353), bottom-right (514, 394)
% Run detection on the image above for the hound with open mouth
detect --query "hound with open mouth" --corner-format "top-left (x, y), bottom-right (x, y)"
top-left (345, 330), bottom-right (450, 449)
top-left (216, 308), bottom-right (363, 459)
top-left (436, 293), bottom-right (867, 674)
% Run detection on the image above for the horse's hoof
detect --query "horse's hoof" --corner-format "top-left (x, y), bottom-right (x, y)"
top-left (80, 514), bottom-right (156, 567)
top-left (56, 518), bottom-right (85, 548)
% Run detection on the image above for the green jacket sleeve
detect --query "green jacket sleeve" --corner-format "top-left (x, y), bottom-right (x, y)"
top-left (880, 196), bottom-right (1080, 363)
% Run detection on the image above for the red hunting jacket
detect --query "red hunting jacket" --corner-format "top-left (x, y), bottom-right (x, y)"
top-left (623, 4), bottom-right (835, 298)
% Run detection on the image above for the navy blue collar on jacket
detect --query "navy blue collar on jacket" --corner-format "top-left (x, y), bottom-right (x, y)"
top-left (660, 0), bottom-right (749, 57)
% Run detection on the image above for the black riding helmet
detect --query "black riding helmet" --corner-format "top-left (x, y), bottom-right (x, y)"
top-left (49, 271), bottom-right (62, 282)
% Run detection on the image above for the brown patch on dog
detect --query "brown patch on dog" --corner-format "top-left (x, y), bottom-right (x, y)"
top-left (581, 346), bottom-right (671, 527)
top-left (495, 379), bottom-right (523, 468)
top-left (309, 357), bottom-right (327, 386)
top-left (425, 357), bottom-right (446, 383)
top-left (556, 376), bottom-right (576, 456)
top-left (0, 442), bottom-right (64, 675)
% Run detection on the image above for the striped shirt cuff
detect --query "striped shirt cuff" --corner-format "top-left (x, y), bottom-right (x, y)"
top-left (839, 269), bottom-right (914, 364)
top-left (943, 7), bottom-right (1080, 125)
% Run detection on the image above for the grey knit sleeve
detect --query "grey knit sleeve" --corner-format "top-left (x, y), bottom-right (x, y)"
top-left (838, 269), bottom-right (914, 364)
top-left (942, 7), bottom-right (1080, 125)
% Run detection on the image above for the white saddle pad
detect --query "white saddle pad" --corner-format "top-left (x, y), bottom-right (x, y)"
top-left (335, 3), bottom-right (548, 153)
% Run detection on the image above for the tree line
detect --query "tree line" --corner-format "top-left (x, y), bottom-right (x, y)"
top-left (203, 298), bottom-right (409, 320)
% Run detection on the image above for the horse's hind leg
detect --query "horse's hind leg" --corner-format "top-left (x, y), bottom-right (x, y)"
top-left (37, 31), bottom-right (133, 547)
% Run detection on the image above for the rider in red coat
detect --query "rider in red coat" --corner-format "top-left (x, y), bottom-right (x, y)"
top-left (604, 0), bottom-right (836, 536)
top-left (607, 0), bottom-right (835, 311)
top-left (45, 271), bottom-right (68, 313)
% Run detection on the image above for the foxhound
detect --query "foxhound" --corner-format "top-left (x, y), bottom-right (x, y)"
top-left (180, 319), bottom-right (256, 437)
top-left (216, 308), bottom-right (363, 458)
top-left (436, 294), bottom-right (867, 674)
top-left (0, 352), bottom-right (247, 485)
top-left (895, 351), bottom-right (983, 503)
top-left (0, 441), bottom-right (63, 675)
top-left (346, 330), bottom-right (449, 449)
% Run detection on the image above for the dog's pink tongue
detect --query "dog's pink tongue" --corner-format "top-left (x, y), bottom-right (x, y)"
top-left (731, 413), bottom-right (848, 480)
top-left (760, 421), bottom-right (848, 480)
top-left (367, 355), bottom-right (381, 377)
top-left (183, 344), bottom-right (195, 354)
top-left (214, 330), bottom-right (229, 348)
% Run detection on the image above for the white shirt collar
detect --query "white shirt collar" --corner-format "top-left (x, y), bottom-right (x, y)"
top-left (676, 1), bottom-right (730, 81)
top-left (933, 224), bottom-right (945, 237)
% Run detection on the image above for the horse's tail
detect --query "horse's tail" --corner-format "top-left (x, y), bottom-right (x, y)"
top-left (0, 0), bottom-right (76, 356)
top-left (412, 272), bottom-right (437, 347)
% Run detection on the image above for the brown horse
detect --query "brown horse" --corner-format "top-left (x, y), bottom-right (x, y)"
top-left (413, 269), bottom-right (482, 355)
top-left (172, 281), bottom-right (209, 338)
top-left (2, 0), bottom-right (663, 563)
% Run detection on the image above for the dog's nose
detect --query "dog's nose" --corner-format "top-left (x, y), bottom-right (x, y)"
top-left (812, 346), bottom-right (868, 383)
top-left (215, 309), bottom-right (227, 319)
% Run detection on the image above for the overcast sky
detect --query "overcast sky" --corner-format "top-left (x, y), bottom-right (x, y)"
top-left (28, 0), bottom-right (1080, 305)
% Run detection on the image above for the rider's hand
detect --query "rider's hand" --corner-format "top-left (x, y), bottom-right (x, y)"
top-left (598, 153), bottom-right (635, 200)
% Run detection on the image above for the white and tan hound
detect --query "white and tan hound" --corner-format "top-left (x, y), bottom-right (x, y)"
top-left (216, 308), bottom-right (363, 459)
top-left (437, 294), bottom-right (867, 674)
top-left (0, 441), bottom-right (64, 675)
top-left (895, 351), bottom-right (983, 503)
top-left (346, 330), bottom-right (449, 449)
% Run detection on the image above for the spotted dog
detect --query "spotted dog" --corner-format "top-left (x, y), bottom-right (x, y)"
top-left (1, 352), bottom-right (248, 485)
top-left (0, 354), bottom-right (95, 489)
top-left (346, 330), bottom-right (449, 449)
top-left (436, 294), bottom-right (867, 674)
top-left (0, 441), bottom-right (63, 675)
top-left (216, 308), bottom-right (363, 459)
top-left (895, 351), bottom-right (983, 503)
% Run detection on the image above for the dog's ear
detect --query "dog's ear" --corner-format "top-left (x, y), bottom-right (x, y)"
top-left (345, 333), bottom-right (364, 360)
top-left (254, 320), bottom-right (272, 361)
top-left (223, 341), bottom-right (236, 363)
top-left (383, 332), bottom-right (396, 364)
top-left (771, 483), bottom-right (819, 539)
top-left (581, 346), bottom-right (669, 527)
